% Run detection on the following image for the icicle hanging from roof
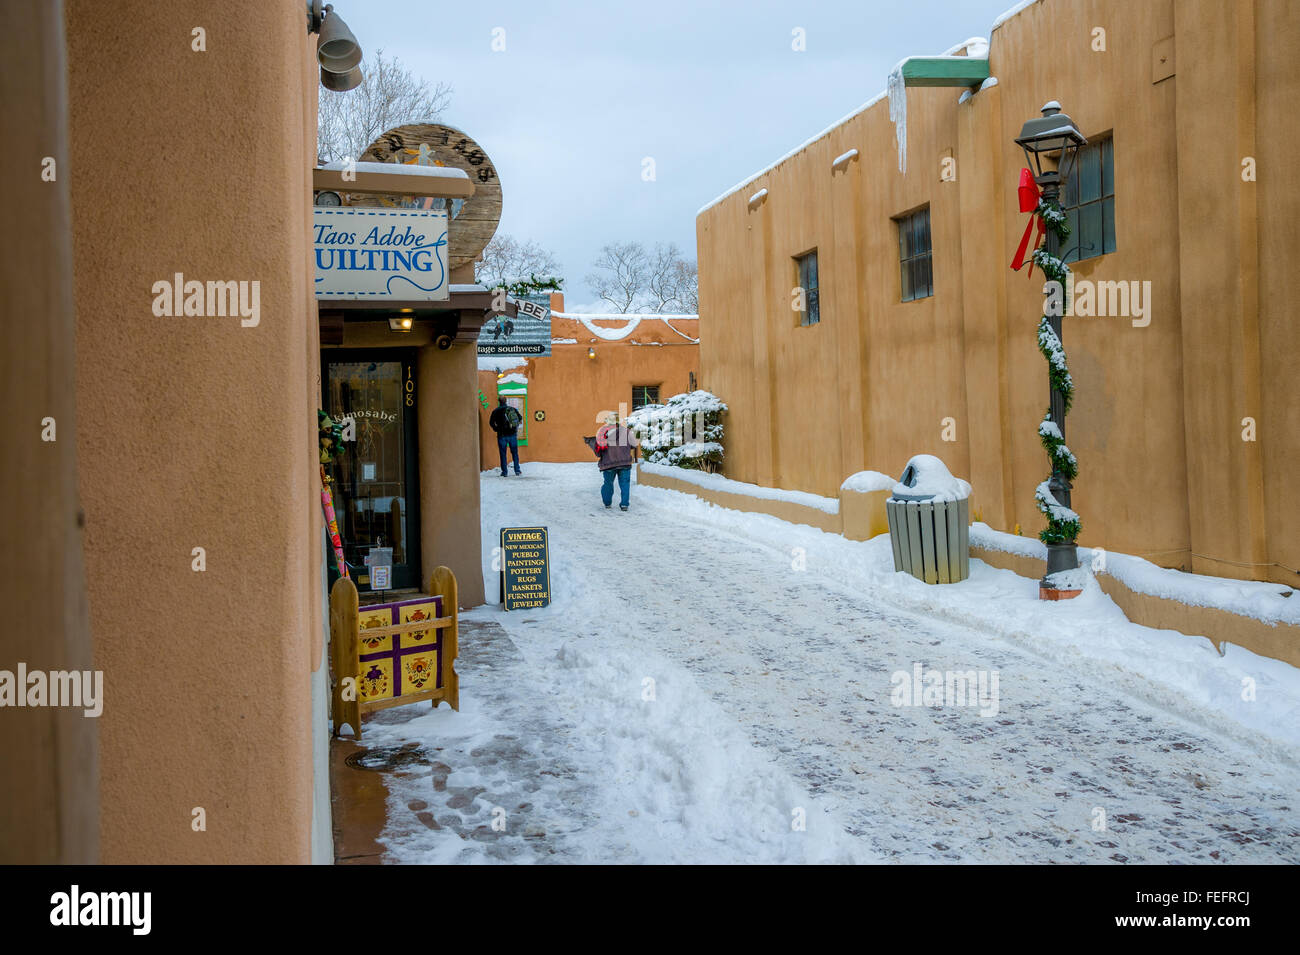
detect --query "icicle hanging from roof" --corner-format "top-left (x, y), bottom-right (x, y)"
top-left (887, 63), bottom-right (908, 173)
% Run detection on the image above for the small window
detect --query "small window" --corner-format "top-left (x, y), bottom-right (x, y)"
top-left (795, 250), bottom-right (820, 326)
top-left (896, 207), bottom-right (933, 302)
top-left (631, 385), bottom-right (660, 410)
top-left (1051, 137), bottom-right (1115, 262)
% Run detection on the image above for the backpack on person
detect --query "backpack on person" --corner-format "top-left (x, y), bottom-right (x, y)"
top-left (503, 406), bottom-right (522, 432)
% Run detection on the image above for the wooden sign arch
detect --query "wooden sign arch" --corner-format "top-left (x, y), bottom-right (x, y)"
top-left (346, 123), bottom-right (503, 273)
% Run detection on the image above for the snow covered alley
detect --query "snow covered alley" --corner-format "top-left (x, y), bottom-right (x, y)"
top-left (362, 463), bottom-right (1300, 864)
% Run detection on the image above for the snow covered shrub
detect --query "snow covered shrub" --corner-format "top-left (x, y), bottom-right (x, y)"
top-left (626, 390), bottom-right (727, 472)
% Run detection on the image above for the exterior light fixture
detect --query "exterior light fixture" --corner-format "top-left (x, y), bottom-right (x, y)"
top-left (388, 316), bottom-right (413, 332)
top-left (1014, 101), bottom-right (1087, 201)
top-left (308, 1), bottom-right (363, 92)
top-left (314, 190), bottom-right (342, 207)
top-left (587, 347), bottom-right (597, 359)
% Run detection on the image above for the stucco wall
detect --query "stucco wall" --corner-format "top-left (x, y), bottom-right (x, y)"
top-left (698, 0), bottom-right (1297, 587)
top-left (65, 0), bottom-right (318, 862)
top-left (420, 342), bottom-right (488, 608)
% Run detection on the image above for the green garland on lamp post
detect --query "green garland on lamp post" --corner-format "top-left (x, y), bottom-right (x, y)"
top-left (1029, 201), bottom-right (1082, 548)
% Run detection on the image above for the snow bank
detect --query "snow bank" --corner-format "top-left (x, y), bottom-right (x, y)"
top-left (640, 463), bottom-right (839, 515)
top-left (1102, 551), bottom-right (1300, 627)
top-left (630, 475), bottom-right (1300, 763)
top-left (970, 521), bottom-right (1298, 626)
top-left (840, 470), bottom-right (895, 494)
top-left (970, 521), bottom-right (1046, 560)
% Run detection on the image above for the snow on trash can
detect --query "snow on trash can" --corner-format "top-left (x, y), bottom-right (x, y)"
top-left (885, 454), bottom-right (971, 584)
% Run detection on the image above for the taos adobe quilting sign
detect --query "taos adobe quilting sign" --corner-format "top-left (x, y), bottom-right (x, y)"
top-left (314, 207), bottom-right (449, 300)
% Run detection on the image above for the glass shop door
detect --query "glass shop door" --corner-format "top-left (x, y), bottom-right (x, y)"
top-left (322, 350), bottom-right (421, 593)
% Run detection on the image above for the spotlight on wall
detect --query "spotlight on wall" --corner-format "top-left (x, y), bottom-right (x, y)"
top-left (308, 1), bottom-right (363, 92)
top-left (587, 347), bottom-right (597, 360)
top-left (388, 315), bottom-right (413, 332)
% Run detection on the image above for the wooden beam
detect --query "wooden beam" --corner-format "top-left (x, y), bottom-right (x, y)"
top-left (901, 57), bottom-right (990, 88)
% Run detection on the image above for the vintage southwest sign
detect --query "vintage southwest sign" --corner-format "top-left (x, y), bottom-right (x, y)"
top-left (477, 295), bottom-right (552, 357)
top-left (500, 526), bottom-right (551, 610)
top-left (314, 207), bottom-right (449, 301)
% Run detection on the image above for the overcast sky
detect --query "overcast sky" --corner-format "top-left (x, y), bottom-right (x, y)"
top-left (336, 0), bottom-right (1021, 307)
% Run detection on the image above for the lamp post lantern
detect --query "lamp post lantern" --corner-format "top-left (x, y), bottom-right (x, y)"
top-left (1014, 101), bottom-right (1088, 590)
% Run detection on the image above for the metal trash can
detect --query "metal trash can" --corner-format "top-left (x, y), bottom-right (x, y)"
top-left (885, 455), bottom-right (971, 584)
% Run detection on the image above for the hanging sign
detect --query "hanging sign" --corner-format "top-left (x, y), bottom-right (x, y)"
top-left (477, 295), bottom-right (552, 357)
top-left (499, 526), bottom-right (551, 610)
top-left (314, 207), bottom-right (449, 301)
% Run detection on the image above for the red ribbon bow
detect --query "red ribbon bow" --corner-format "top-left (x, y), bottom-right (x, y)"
top-left (1010, 168), bottom-right (1044, 277)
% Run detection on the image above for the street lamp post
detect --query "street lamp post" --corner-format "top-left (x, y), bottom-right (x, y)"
top-left (1014, 102), bottom-right (1088, 588)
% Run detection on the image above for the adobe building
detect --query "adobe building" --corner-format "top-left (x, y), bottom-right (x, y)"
top-left (477, 292), bottom-right (700, 465)
top-left (696, 0), bottom-right (1298, 586)
top-left (3, 0), bottom-right (499, 864)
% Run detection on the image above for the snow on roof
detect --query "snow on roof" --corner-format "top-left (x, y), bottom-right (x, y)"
top-left (477, 356), bottom-right (526, 372)
top-left (497, 372), bottom-right (528, 385)
top-left (941, 36), bottom-right (990, 57)
top-left (991, 0), bottom-right (1044, 32)
top-left (696, 89), bottom-right (887, 216)
top-left (696, 21), bottom-right (1039, 216)
top-left (552, 311), bottom-right (700, 344)
top-left (321, 160), bottom-right (470, 180)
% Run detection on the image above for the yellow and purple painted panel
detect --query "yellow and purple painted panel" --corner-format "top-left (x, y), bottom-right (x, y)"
top-left (357, 594), bottom-right (445, 703)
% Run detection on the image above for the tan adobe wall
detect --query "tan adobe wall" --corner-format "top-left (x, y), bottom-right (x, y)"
top-left (66, 0), bottom-right (319, 862)
top-left (696, 0), bottom-right (1299, 590)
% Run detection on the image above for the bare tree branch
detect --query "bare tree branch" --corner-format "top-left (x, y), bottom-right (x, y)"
top-left (669, 257), bottom-right (699, 313)
top-left (476, 234), bottom-right (561, 291)
top-left (646, 242), bottom-right (681, 312)
top-left (585, 241), bottom-right (651, 313)
top-left (317, 49), bottom-right (453, 163)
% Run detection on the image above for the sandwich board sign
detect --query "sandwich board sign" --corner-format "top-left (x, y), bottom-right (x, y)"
top-left (499, 526), bottom-right (551, 610)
